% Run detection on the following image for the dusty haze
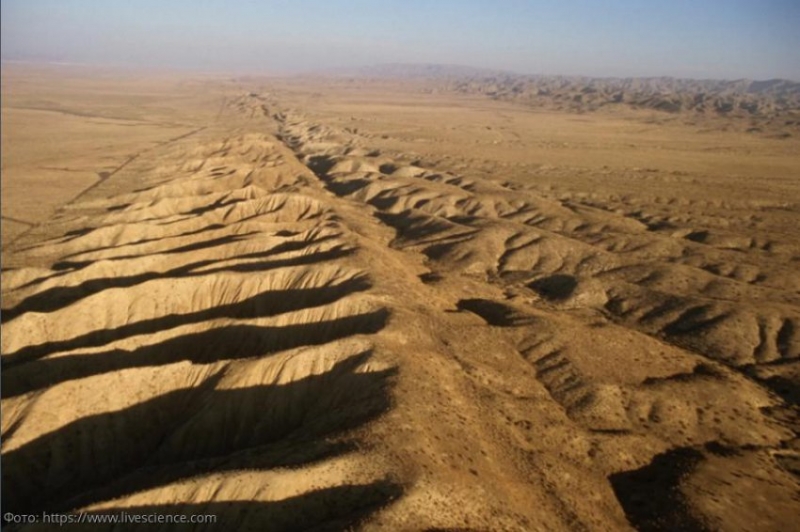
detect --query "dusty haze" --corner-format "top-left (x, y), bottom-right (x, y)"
top-left (2, 1), bottom-right (800, 530)
top-left (2, 0), bottom-right (799, 79)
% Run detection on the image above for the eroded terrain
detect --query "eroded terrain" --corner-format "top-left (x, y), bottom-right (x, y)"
top-left (2, 69), bottom-right (799, 531)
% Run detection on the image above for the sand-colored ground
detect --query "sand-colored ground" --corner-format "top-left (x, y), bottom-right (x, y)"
top-left (1, 65), bottom-right (224, 245)
top-left (2, 66), bottom-right (799, 531)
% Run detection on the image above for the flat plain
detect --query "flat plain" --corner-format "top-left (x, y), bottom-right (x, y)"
top-left (2, 64), bottom-right (799, 531)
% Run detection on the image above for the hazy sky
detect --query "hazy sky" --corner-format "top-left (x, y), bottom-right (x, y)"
top-left (2, 0), bottom-right (799, 80)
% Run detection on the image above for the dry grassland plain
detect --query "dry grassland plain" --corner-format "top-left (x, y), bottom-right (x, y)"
top-left (2, 65), bottom-right (799, 531)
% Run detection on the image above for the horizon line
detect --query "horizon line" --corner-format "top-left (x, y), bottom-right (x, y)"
top-left (1, 58), bottom-right (798, 85)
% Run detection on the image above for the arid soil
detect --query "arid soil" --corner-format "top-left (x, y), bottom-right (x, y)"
top-left (2, 66), bottom-right (799, 531)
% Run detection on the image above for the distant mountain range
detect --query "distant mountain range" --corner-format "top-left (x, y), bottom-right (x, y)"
top-left (343, 63), bottom-right (516, 79)
top-left (334, 64), bottom-right (800, 127)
